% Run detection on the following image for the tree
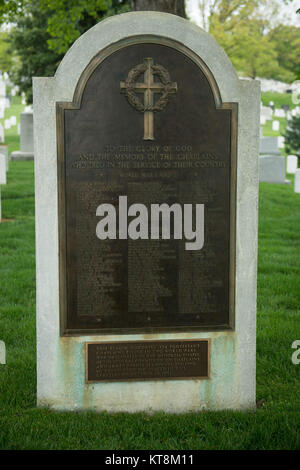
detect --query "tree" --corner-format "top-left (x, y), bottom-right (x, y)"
top-left (130, 0), bottom-right (186, 16)
top-left (285, 115), bottom-right (300, 160)
top-left (195, 0), bottom-right (264, 31)
top-left (9, 1), bottom-right (63, 103)
top-left (0, 0), bottom-right (25, 23)
top-left (194, 0), bottom-right (300, 81)
top-left (8, 0), bottom-right (129, 102)
top-left (215, 19), bottom-right (280, 79)
top-left (44, 0), bottom-right (185, 55)
top-left (208, 1), bottom-right (280, 79)
top-left (268, 25), bottom-right (300, 83)
top-left (0, 32), bottom-right (14, 73)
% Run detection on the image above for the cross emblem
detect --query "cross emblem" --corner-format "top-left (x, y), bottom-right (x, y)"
top-left (120, 58), bottom-right (177, 140)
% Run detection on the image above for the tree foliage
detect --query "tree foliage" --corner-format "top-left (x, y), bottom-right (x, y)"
top-left (0, 32), bottom-right (14, 72)
top-left (9, 0), bottom-right (63, 103)
top-left (6, 0), bottom-right (129, 102)
top-left (268, 25), bottom-right (300, 83)
top-left (285, 115), bottom-right (300, 158)
top-left (41, 0), bottom-right (130, 54)
top-left (0, 0), bottom-right (25, 22)
top-left (197, 0), bottom-right (300, 82)
top-left (210, 16), bottom-right (279, 79)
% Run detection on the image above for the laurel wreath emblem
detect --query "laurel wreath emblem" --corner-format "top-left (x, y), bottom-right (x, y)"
top-left (124, 62), bottom-right (176, 113)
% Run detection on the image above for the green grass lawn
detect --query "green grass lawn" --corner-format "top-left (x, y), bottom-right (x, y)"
top-left (0, 94), bottom-right (299, 450)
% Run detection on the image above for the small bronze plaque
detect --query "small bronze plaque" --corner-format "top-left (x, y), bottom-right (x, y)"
top-left (86, 340), bottom-right (210, 382)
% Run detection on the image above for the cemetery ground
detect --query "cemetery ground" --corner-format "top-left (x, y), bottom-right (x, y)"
top-left (0, 95), bottom-right (299, 450)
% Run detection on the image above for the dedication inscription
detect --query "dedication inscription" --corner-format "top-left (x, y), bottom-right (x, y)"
top-left (86, 340), bottom-right (209, 382)
top-left (57, 38), bottom-right (237, 335)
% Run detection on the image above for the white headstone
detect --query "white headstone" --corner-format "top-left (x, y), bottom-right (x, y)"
top-left (274, 109), bottom-right (285, 118)
top-left (33, 12), bottom-right (259, 413)
top-left (20, 112), bottom-right (33, 152)
top-left (11, 112), bottom-right (34, 161)
top-left (0, 81), bottom-right (6, 97)
top-left (272, 120), bottom-right (280, 131)
top-left (261, 106), bottom-right (272, 120)
top-left (295, 169), bottom-right (300, 193)
top-left (0, 153), bottom-right (6, 221)
top-left (287, 155), bottom-right (298, 174)
top-left (259, 136), bottom-right (281, 155)
top-left (0, 145), bottom-right (8, 171)
top-left (259, 155), bottom-right (287, 183)
top-left (0, 123), bottom-right (4, 143)
top-left (0, 107), bottom-right (4, 119)
top-left (0, 340), bottom-right (6, 365)
top-left (4, 119), bottom-right (11, 130)
top-left (260, 115), bottom-right (266, 125)
top-left (10, 115), bottom-right (17, 126)
top-left (0, 154), bottom-right (6, 184)
top-left (278, 136), bottom-right (285, 149)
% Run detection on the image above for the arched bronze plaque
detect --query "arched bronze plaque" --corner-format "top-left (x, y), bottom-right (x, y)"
top-left (57, 37), bottom-right (237, 335)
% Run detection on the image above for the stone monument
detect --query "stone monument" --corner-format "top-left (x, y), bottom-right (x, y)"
top-left (259, 136), bottom-right (281, 155)
top-left (10, 112), bottom-right (34, 161)
top-left (0, 153), bottom-right (6, 221)
top-left (33, 12), bottom-right (260, 412)
top-left (0, 145), bottom-right (8, 171)
top-left (0, 340), bottom-right (6, 365)
top-left (294, 169), bottom-right (300, 194)
top-left (287, 155), bottom-right (298, 174)
top-left (259, 155), bottom-right (289, 184)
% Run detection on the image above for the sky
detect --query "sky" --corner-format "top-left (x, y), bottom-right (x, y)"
top-left (186, 0), bottom-right (300, 29)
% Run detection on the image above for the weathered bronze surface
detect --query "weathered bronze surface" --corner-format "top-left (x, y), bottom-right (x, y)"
top-left (57, 37), bottom-right (237, 335)
top-left (86, 340), bottom-right (209, 382)
top-left (120, 57), bottom-right (177, 140)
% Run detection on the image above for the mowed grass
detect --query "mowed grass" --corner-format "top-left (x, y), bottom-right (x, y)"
top-left (0, 94), bottom-right (299, 449)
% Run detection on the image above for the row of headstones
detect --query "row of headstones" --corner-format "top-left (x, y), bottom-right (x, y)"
top-left (1, 77), bottom-right (29, 364)
top-left (260, 104), bottom-right (300, 126)
top-left (0, 111), bottom-right (34, 221)
top-left (0, 93), bottom-right (31, 142)
top-left (0, 74), bottom-right (34, 220)
top-left (259, 154), bottom-right (299, 186)
top-left (0, 108), bottom-right (32, 141)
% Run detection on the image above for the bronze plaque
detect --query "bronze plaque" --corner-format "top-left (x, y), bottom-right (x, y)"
top-left (86, 340), bottom-right (209, 382)
top-left (57, 36), bottom-right (237, 335)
